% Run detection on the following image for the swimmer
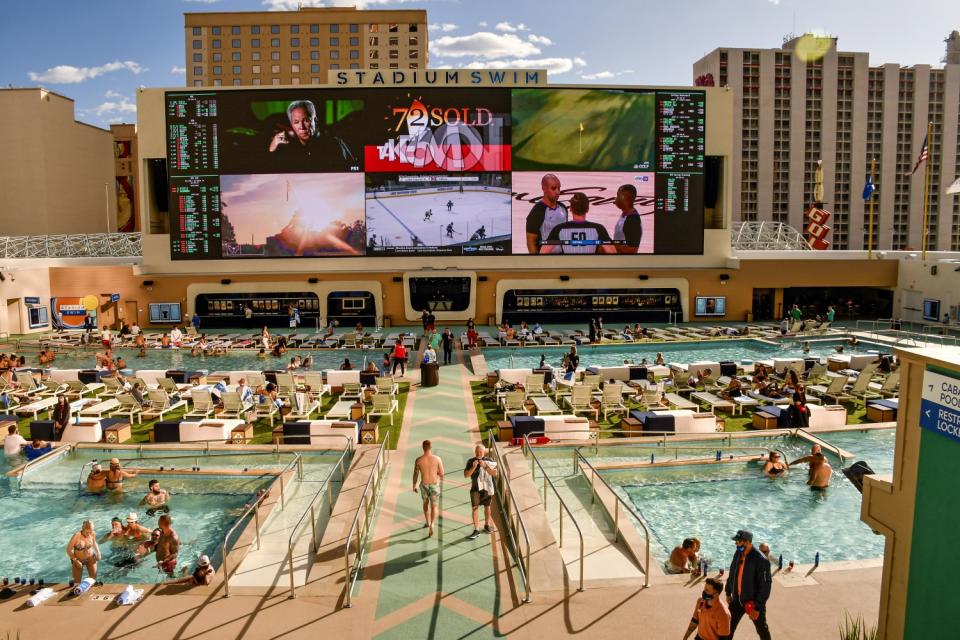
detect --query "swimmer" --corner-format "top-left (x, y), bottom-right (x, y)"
top-left (655, 352), bottom-right (665, 366)
top-left (101, 517), bottom-right (126, 543)
top-left (86, 462), bottom-right (107, 493)
top-left (155, 514), bottom-right (180, 575)
top-left (105, 457), bottom-right (137, 492)
top-left (789, 444), bottom-right (833, 490)
top-left (122, 513), bottom-right (151, 540)
top-left (141, 479), bottom-right (171, 516)
top-left (137, 346), bottom-right (147, 358)
top-left (667, 538), bottom-right (699, 574)
top-left (114, 528), bottom-right (162, 567)
top-left (167, 554), bottom-right (215, 586)
top-left (762, 451), bottom-right (788, 478)
top-left (66, 520), bottom-right (101, 583)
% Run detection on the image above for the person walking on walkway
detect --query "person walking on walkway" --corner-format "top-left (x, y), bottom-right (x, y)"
top-left (441, 328), bottom-right (454, 365)
top-left (412, 440), bottom-right (445, 538)
top-left (465, 444), bottom-right (497, 540)
top-left (725, 529), bottom-right (772, 639)
top-left (683, 576), bottom-right (731, 640)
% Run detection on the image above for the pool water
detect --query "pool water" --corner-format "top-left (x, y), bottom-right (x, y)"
top-left (601, 429), bottom-right (895, 567)
top-left (486, 338), bottom-right (888, 371)
top-left (0, 448), bottom-right (342, 584)
top-left (39, 347), bottom-right (381, 373)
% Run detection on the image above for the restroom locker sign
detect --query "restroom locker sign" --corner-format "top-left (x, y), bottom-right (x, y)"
top-left (920, 369), bottom-right (960, 443)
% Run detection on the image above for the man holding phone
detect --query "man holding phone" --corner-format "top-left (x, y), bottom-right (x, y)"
top-left (464, 444), bottom-right (497, 540)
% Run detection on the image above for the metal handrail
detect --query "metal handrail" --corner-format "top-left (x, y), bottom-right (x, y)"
top-left (522, 434), bottom-right (585, 592)
top-left (221, 490), bottom-right (269, 597)
top-left (76, 449), bottom-right (304, 491)
top-left (792, 429), bottom-right (847, 466)
top-left (286, 446), bottom-right (351, 598)
top-left (574, 450), bottom-right (651, 588)
top-left (343, 439), bottom-right (390, 608)
top-left (487, 434), bottom-right (532, 602)
top-left (16, 443), bottom-right (73, 488)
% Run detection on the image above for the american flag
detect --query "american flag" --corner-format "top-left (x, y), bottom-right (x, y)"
top-left (904, 133), bottom-right (929, 176)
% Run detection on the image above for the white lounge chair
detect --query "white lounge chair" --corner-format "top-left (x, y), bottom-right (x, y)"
top-left (142, 388), bottom-right (187, 421)
top-left (366, 393), bottom-right (398, 426)
top-left (110, 393), bottom-right (143, 424)
top-left (79, 398), bottom-right (121, 418)
top-left (600, 383), bottom-right (627, 420)
top-left (216, 391), bottom-right (252, 420)
top-left (185, 389), bottom-right (215, 419)
top-left (503, 391), bottom-right (530, 420)
top-left (565, 385), bottom-right (598, 420)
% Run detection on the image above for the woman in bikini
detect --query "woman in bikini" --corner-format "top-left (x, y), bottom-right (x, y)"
top-left (66, 520), bottom-right (101, 583)
top-left (105, 457), bottom-right (137, 492)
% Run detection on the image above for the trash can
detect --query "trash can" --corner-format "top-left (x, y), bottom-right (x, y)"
top-left (745, 311), bottom-right (754, 323)
top-left (420, 362), bottom-right (439, 387)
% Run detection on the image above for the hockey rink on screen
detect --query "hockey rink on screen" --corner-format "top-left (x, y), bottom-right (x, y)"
top-left (365, 175), bottom-right (511, 250)
top-left (510, 171), bottom-right (656, 254)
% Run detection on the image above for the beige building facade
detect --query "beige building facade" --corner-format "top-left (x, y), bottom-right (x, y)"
top-left (184, 6), bottom-right (427, 88)
top-left (0, 88), bottom-right (118, 236)
top-left (694, 32), bottom-right (960, 251)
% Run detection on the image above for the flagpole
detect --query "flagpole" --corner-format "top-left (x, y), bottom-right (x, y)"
top-left (921, 121), bottom-right (933, 260)
top-left (868, 158), bottom-right (876, 260)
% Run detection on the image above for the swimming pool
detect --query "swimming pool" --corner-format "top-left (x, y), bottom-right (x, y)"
top-left (0, 447), bottom-right (342, 584)
top-left (485, 338), bottom-right (887, 370)
top-left (599, 429), bottom-right (894, 568)
top-left (38, 347), bottom-right (380, 373)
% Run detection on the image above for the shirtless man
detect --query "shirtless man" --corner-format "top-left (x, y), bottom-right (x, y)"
top-left (412, 440), bottom-right (445, 537)
top-left (761, 451), bottom-right (788, 478)
top-left (668, 538), bottom-right (699, 574)
top-left (106, 458), bottom-right (137, 492)
top-left (789, 444), bottom-right (832, 490)
top-left (140, 479), bottom-right (171, 516)
top-left (86, 462), bottom-right (107, 493)
top-left (155, 514), bottom-right (180, 574)
top-left (122, 513), bottom-right (151, 541)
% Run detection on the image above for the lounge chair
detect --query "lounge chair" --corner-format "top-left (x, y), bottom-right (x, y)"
top-left (807, 375), bottom-right (851, 404)
top-left (216, 391), bottom-right (253, 419)
top-left (847, 372), bottom-right (881, 407)
top-left (79, 397), bottom-right (120, 418)
top-left (503, 391), bottom-right (530, 420)
top-left (870, 371), bottom-right (900, 398)
top-left (158, 377), bottom-right (191, 395)
top-left (601, 383), bottom-right (627, 420)
top-left (110, 393), bottom-right (143, 424)
top-left (286, 392), bottom-right (320, 420)
top-left (142, 388), bottom-right (188, 421)
top-left (691, 391), bottom-right (735, 414)
top-left (663, 392), bottom-right (699, 411)
top-left (375, 376), bottom-right (399, 397)
top-left (341, 382), bottom-right (363, 401)
top-left (15, 395), bottom-right (58, 419)
top-left (524, 374), bottom-right (547, 397)
top-left (185, 389), bottom-right (215, 419)
top-left (253, 393), bottom-right (279, 426)
top-left (39, 380), bottom-right (68, 397)
top-left (565, 385), bottom-right (598, 420)
top-left (366, 392), bottom-right (399, 426)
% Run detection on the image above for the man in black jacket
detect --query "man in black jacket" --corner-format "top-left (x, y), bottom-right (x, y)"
top-left (725, 529), bottom-right (772, 639)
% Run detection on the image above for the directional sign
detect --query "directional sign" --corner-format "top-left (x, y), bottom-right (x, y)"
top-left (920, 369), bottom-right (960, 444)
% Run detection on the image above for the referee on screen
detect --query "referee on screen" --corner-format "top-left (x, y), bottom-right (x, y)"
top-left (539, 193), bottom-right (616, 255)
top-left (613, 183), bottom-right (643, 254)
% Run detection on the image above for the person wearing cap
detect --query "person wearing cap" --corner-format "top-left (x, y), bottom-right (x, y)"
top-left (122, 513), bottom-right (150, 541)
top-left (683, 576), bottom-right (731, 640)
top-left (789, 444), bottom-right (832, 490)
top-left (169, 555), bottom-right (216, 586)
top-left (86, 462), bottom-right (107, 493)
top-left (105, 457), bottom-right (137, 492)
top-left (725, 529), bottom-right (772, 640)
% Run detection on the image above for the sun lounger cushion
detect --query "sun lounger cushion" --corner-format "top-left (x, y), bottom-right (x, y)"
top-left (153, 421), bottom-right (183, 443)
top-left (281, 421), bottom-right (311, 445)
top-left (630, 411), bottom-right (675, 434)
top-left (754, 405), bottom-right (790, 428)
top-left (29, 420), bottom-right (57, 441)
top-left (719, 362), bottom-right (737, 377)
top-left (629, 366), bottom-right (648, 381)
top-left (509, 416), bottom-right (545, 439)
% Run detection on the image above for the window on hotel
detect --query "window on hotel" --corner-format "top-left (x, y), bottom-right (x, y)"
top-left (193, 66), bottom-right (202, 75)
top-left (388, 50), bottom-right (398, 59)
top-left (232, 52), bottom-right (241, 61)
top-left (310, 64), bottom-right (320, 73)
top-left (251, 38), bottom-right (261, 47)
top-left (231, 26), bottom-right (240, 35)
top-left (350, 63), bottom-right (360, 69)
top-left (252, 65), bottom-right (261, 73)
top-left (232, 65), bottom-right (241, 74)
top-left (252, 78), bottom-right (261, 85)
top-left (291, 64), bottom-right (300, 72)
top-left (349, 24), bottom-right (359, 33)
top-left (212, 39), bottom-right (221, 48)
top-left (349, 37), bottom-right (359, 46)
top-left (388, 23), bottom-right (398, 32)
top-left (271, 51), bottom-right (280, 60)
top-left (271, 25), bottom-right (280, 34)
top-left (330, 24), bottom-right (339, 33)
top-left (192, 39), bottom-right (202, 49)
top-left (389, 37), bottom-right (398, 46)
top-left (251, 52), bottom-right (261, 60)
top-left (409, 24), bottom-right (419, 32)
top-left (192, 27), bottom-right (201, 36)
top-left (330, 50), bottom-right (340, 59)
top-left (290, 37), bottom-right (300, 47)
top-left (213, 79), bottom-right (222, 85)
top-left (271, 38), bottom-right (280, 47)
top-left (194, 79), bottom-right (202, 86)
top-left (350, 50), bottom-right (359, 59)
top-left (193, 53), bottom-right (202, 62)
top-left (211, 26), bottom-right (221, 35)
top-left (212, 53), bottom-right (222, 62)
top-left (213, 66), bottom-right (222, 74)
top-left (310, 51), bottom-right (320, 60)
top-left (369, 24), bottom-right (379, 32)
top-left (251, 25), bottom-right (260, 34)
top-left (310, 24), bottom-right (319, 33)
top-left (330, 63), bottom-right (339, 69)
top-left (271, 78), bottom-right (280, 85)
top-left (271, 64), bottom-right (280, 73)
top-left (311, 77), bottom-right (320, 84)
top-left (310, 37), bottom-right (319, 46)
top-left (410, 50), bottom-right (418, 59)
top-left (409, 36), bottom-right (418, 46)
top-left (290, 24), bottom-right (299, 33)
top-left (369, 50), bottom-right (378, 59)
top-left (369, 37), bottom-right (378, 46)
top-left (232, 79), bottom-right (241, 85)
top-left (330, 37), bottom-right (339, 46)
top-left (291, 51), bottom-right (300, 60)
top-left (231, 39), bottom-right (240, 48)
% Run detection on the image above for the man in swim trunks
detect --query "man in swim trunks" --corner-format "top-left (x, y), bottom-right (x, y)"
top-left (87, 462), bottom-right (107, 493)
top-left (156, 514), bottom-right (180, 574)
top-left (141, 479), bottom-right (171, 516)
top-left (105, 457), bottom-right (137, 492)
top-left (412, 439), bottom-right (445, 538)
top-left (168, 554), bottom-right (215, 586)
top-left (762, 452), bottom-right (788, 478)
top-left (789, 444), bottom-right (832, 490)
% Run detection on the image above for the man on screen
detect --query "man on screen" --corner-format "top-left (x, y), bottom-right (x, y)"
top-left (613, 184), bottom-right (643, 254)
top-left (540, 193), bottom-right (616, 255)
top-left (267, 99), bottom-right (355, 168)
top-left (525, 174), bottom-right (568, 254)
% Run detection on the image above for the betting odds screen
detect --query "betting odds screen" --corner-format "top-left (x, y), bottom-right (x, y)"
top-left (165, 87), bottom-right (705, 259)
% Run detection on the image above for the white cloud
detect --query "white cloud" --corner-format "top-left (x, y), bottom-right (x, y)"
top-left (579, 69), bottom-right (634, 80)
top-left (768, 0), bottom-right (780, 4)
top-left (91, 97), bottom-right (137, 117)
top-left (495, 22), bottom-right (527, 33)
top-left (527, 34), bottom-right (552, 45)
top-left (171, 66), bottom-right (186, 74)
top-left (431, 32), bottom-right (540, 59)
top-left (478, 21), bottom-right (488, 27)
top-left (28, 60), bottom-right (145, 84)
top-left (462, 57), bottom-right (585, 76)
top-left (104, 89), bottom-right (121, 98)
top-left (429, 23), bottom-right (458, 33)
top-left (183, 0), bottom-right (221, 4)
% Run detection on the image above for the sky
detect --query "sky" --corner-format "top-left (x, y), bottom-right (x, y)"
top-left (1, 0), bottom-right (958, 129)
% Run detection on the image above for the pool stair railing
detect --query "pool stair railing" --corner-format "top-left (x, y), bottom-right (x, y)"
top-left (13, 443), bottom-right (75, 488)
top-left (341, 439), bottom-right (390, 608)
top-left (487, 433), bottom-right (531, 602)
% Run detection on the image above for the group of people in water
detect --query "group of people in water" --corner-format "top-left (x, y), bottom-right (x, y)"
top-left (70, 459), bottom-right (213, 586)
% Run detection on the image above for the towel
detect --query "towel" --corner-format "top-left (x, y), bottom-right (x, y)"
top-left (117, 584), bottom-right (144, 606)
top-left (27, 587), bottom-right (55, 607)
top-left (478, 460), bottom-right (497, 495)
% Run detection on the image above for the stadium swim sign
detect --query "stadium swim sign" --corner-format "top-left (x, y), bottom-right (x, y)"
top-left (331, 68), bottom-right (548, 87)
top-left (920, 368), bottom-right (960, 444)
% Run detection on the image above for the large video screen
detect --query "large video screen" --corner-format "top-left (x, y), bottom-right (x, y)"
top-left (166, 87), bottom-right (705, 259)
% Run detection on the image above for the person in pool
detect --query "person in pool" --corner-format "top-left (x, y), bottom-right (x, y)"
top-left (155, 514), bottom-right (180, 574)
top-left (66, 520), bottom-right (101, 583)
top-left (101, 517), bottom-right (126, 543)
top-left (168, 554), bottom-right (216, 586)
top-left (86, 462), bottom-right (107, 493)
top-left (105, 457), bottom-right (137, 492)
top-left (141, 479), bottom-right (171, 516)
top-left (122, 513), bottom-right (151, 540)
top-left (762, 451), bottom-right (788, 478)
top-left (668, 538), bottom-right (700, 574)
top-left (789, 444), bottom-right (832, 490)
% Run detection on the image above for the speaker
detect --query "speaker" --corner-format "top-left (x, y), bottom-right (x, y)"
top-left (931, 266), bottom-right (938, 276)
top-left (142, 280), bottom-right (154, 287)
top-left (704, 156), bottom-right (721, 208)
top-left (221, 279), bottom-right (231, 285)
top-left (559, 275), bottom-right (570, 282)
top-left (392, 276), bottom-right (403, 283)
top-left (478, 275), bottom-right (488, 282)
top-left (308, 277), bottom-right (319, 284)
top-left (719, 274), bottom-right (730, 281)
top-left (148, 159), bottom-right (169, 213)
top-left (638, 275), bottom-right (649, 280)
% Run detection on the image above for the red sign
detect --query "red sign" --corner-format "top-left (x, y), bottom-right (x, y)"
top-left (806, 207), bottom-right (831, 250)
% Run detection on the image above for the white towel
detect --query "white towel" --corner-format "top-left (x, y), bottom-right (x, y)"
top-left (117, 584), bottom-right (144, 606)
top-left (27, 587), bottom-right (55, 607)
top-left (479, 460), bottom-right (497, 495)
